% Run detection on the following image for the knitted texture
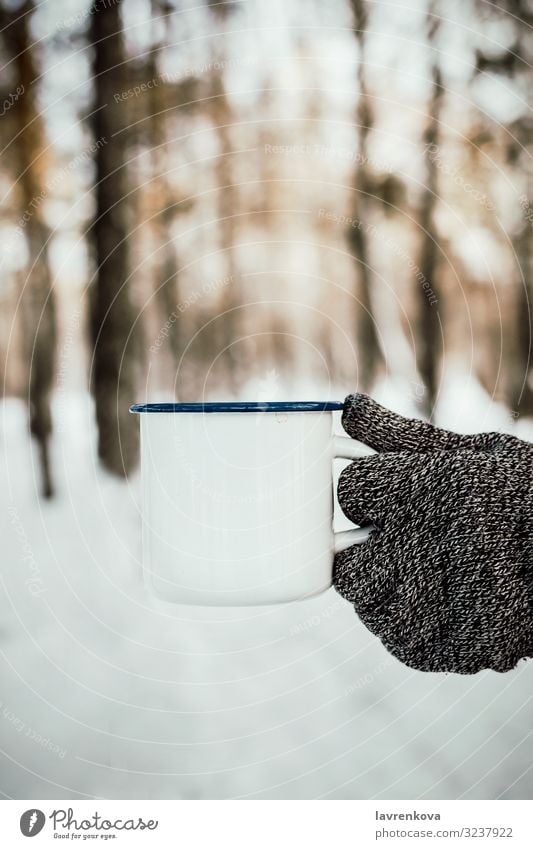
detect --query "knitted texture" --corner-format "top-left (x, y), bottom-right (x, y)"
top-left (333, 394), bottom-right (533, 674)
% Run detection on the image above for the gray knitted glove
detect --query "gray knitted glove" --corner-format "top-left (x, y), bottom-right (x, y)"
top-left (333, 394), bottom-right (533, 674)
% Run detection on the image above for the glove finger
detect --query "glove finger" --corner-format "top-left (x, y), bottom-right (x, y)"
top-left (337, 456), bottom-right (385, 527)
top-left (342, 393), bottom-right (502, 453)
top-left (337, 452), bottom-right (416, 528)
top-left (333, 536), bottom-right (397, 620)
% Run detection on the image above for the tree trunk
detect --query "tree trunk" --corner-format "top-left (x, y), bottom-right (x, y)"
top-left (509, 192), bottom-right (533, 416)
top-left (507, 0), bottom-right (533, 416)
top-left (7, 0), bottom-right (57, 497)
top-left (210, 67), bottom-right (240, 391)
top-left (416, 11), bottom-right (443, 419)
top-left (89, 0), bottom-right (138, 475)
top-left (148, 0), bottom-right (181, 371)
top-left (348, 0), bottom-right (383, 391)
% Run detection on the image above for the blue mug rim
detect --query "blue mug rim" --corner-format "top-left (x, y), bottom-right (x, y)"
top-left (130, 401), bottom-right (344, 414)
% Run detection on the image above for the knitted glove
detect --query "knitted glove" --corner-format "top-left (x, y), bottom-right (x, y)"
top-left (333, 394), bottom-right (533, 674)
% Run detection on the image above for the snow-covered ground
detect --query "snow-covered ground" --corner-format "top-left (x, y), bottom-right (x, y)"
top-left (1, 379), bottom-right (533, 800)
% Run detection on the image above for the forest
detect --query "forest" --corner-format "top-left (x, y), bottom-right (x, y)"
top-left (1, 0), bottom-right (532, 497)
top-left (2, 0), bottom-right (533, 804)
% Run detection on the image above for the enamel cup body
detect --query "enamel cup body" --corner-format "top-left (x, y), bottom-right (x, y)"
top-left (133, 403), bottom-right (368, 606)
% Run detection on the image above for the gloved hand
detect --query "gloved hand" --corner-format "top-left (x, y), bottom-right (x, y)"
top-left (333, 394), bottom-right (533, 674)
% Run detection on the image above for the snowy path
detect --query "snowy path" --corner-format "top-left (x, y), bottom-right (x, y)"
top-left (1, 387), bottom-right (532, 799)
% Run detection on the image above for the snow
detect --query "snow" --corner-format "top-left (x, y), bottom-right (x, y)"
top-left (1, 382), bottom-right (533, 800)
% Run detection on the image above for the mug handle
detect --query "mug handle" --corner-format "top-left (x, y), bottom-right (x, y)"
top-left (332, 435), bottom-right (375, 554)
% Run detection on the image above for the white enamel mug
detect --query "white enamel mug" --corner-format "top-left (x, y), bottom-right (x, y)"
top-left (130, 402), bottom-right (373, 606)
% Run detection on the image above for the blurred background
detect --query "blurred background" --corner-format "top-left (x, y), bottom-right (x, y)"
top-left (1, 0), bottom-right (533, 800)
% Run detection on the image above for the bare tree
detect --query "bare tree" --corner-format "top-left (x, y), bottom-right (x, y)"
top-left (205, 2), bottom-right (241, 391)
top-left (415, 5), bottom-right (443, 418)
top-left (504, 3), bottom-right (533, 415)
top-left (474, 0), bottom-right (533, 415)
top-left (210, 69), bottom-right (240, 387)
top-left (513, 204), bottom-right (533, 415)
top-left (3, 0), bottom-right (57, 496)
top-left (347, 0), bottom-right (383, 391)
top-left (89, 0), bottom-right (138, 475)
top-left (147, 0), bottom-right (181, 369)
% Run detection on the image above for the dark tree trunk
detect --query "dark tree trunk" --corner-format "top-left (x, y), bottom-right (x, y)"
top-left (348, 0), bottom-right (383, 391)
top-left (416, 11), bottom-right (443, 419)
top-left (89, 0), bottom-right (138, 475)
top-left (505, 0), bottom-right (533, 415)
top-left (210, 65), bottom-right (240, 390)
top-left (6, 0), bottom-right (57, 497)
top-left (148, 0), bottom-right (181, 369)
top-left (509, 199), bottom-right (533, 416)
top-left (203, 0), bottom-right (241, 390)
